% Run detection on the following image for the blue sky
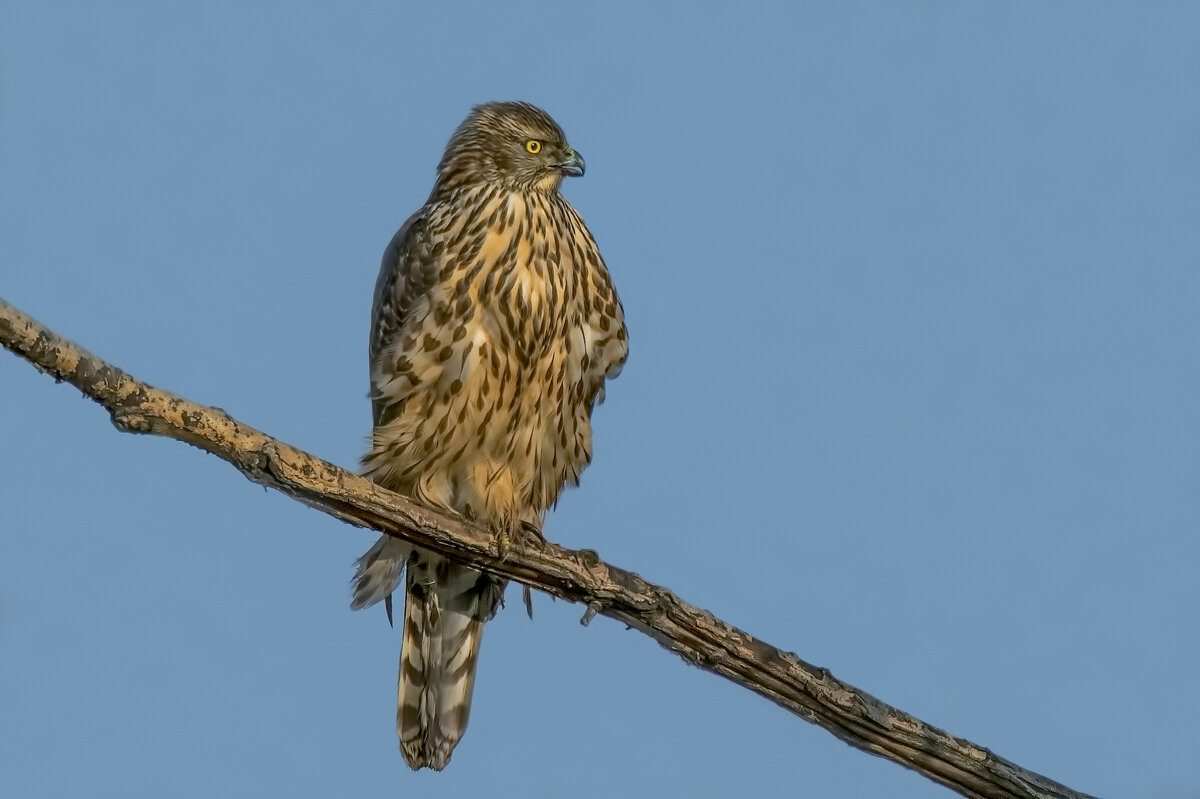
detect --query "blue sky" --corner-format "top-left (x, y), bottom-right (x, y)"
top-left (2, 3), bottom-right (1197, 797)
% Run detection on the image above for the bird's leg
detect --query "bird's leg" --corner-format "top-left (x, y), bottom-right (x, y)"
top-left (516, 522), bottom-right (544, 618)
top-left (495, 520), bottom-right (544, 618)
top-left (495, 520), bottom-right (515, 560)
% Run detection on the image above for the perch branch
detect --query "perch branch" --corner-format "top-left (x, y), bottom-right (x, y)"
top-left (0, 297), bottom-right (1095, 799)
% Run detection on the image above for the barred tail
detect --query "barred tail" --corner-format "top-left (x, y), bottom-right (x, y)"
top-left (396, 551), bottom-right (504, 770)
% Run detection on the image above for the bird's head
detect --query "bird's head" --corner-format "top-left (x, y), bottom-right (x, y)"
top-left (434, 101), bottom-right (585, 195)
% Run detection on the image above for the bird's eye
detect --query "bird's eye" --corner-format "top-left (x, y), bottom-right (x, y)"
top-left (525, 140), bottom-right (542, 154)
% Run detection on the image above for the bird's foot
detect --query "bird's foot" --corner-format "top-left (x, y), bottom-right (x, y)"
top-left (495, 522), bottom-right (544, 618)
top-left (496, 520), bottom-right (545, 559)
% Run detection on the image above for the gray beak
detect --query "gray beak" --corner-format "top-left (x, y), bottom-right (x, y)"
top-left (559, 150), bottom-right (585, 177)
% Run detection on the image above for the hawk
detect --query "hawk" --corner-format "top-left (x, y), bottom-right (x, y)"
top-left (350, 102), bottom-right (628, 770)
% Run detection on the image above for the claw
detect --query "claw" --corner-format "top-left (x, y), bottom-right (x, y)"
top-left (385, 593), bottom-right (394, 627)
top-left (520, 520), bottom-right (546, 543)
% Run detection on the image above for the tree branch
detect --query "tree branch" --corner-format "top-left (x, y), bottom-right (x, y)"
top-left (0, 296), bottom-right (1095, 799)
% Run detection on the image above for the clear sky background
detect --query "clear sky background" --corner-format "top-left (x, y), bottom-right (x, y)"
top-left (1, 3), bottom-right (1197, 798)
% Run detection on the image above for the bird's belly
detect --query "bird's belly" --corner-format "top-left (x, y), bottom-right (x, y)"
top-left (365, 323), bottom-right (592, 530)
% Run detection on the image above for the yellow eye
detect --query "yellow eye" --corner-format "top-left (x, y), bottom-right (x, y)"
top-left (525, 139), bottom-right (542, 154)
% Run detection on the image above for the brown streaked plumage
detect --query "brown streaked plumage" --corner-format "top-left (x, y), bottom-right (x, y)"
top-left (351, 101), bottom-right (627, 771)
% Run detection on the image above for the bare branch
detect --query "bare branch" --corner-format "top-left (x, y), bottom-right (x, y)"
top-left (0, 296), bottom-right (1096, 799)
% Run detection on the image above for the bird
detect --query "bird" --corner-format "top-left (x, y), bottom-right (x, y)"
top-left (350, 101), bottom-right (628, 771)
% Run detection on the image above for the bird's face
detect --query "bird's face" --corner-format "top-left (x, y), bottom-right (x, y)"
top-left (436, 102), bottom-right (586, 194)
top-left (500, 126), bottom-right (585, 191)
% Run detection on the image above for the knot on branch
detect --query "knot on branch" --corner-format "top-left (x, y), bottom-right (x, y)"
top-left (111, 408), bottom-right (154, 434)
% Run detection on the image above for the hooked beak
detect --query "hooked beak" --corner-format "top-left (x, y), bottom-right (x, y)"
top-left (558, 149), bottom-right (585, 177)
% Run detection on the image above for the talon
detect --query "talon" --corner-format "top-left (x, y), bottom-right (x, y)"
top-left (519, 520), bottom-right (546, 544)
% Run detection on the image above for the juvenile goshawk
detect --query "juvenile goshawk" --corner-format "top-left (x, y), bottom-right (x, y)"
top-left (351, 102), bottom-right (628, 770)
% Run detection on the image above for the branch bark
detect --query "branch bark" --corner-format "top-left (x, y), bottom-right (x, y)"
top-left (0, 296), bottom-right (1096, 799)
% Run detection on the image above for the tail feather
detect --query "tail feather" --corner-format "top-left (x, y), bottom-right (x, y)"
top-left (396, 551), bottom-right (504, 771)
top-left (352, 536), bottom-right (505, 770)
top-left (398, 578), bottom-right (478, 769)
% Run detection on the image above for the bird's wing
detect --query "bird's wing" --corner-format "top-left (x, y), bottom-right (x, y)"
top-left (368, 208), bottom-right (441, 427)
